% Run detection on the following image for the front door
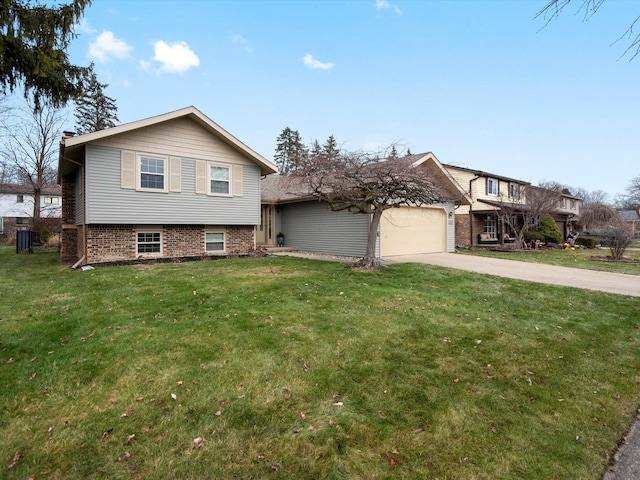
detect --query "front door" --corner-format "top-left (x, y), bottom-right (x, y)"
top-left (257, 205), bottom-right (274, 245)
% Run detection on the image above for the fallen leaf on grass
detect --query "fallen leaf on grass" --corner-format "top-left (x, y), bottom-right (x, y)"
top-left (127, 434), bottom-right (135, 442)
top-left (29, 372), bottom-right (36, 380)
top-left (171, 393), bottom-right (177, 400)
top-left (120, 409), bottom-right (135, 418)
top-left (193, 437), bottom-right (205, 449)
top-left (214, 410), bottom-right (222, 416)
top-left (8, 451), bottom-right (21, 469)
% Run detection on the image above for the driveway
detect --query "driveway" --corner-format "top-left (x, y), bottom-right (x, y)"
top-left (382, 252), bottom-right (640, 297)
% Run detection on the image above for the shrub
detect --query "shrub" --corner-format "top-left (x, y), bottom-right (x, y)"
top-left (524, 230), bottom-right (545, 242)
top-left (576, 236), bottom-right (598, 249)
top-left (538, 216), bottom-right (563, 244)
top-left (41, 225), bottom-right (51, 243)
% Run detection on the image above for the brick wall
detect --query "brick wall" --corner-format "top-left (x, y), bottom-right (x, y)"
top-left (61, 175), bottom-right (76, 225)
top-left (226, 225), bottom-right (255, 254)
top-left (80, 224), bottom-right (255, 264)
top-left (455, 214), bottom-right (471, 247)
top-left (86, 225), bottom-right (136, 263)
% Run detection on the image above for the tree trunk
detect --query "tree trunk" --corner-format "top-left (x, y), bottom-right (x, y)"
top-left (352, 208), bottom-right (383, 270)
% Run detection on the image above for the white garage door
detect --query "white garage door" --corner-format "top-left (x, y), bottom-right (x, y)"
top-left (380, 207), bottom-right (446, 256)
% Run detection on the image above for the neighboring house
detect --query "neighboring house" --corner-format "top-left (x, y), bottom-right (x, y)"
top-left (442, 165), bottom-right (580, 247)
top-left (259, 153), bottom-right (471, 257)
top-left (58, 106), bottom-right (277, 266)
top-left (619, 209), bottom-right (640, 237)
top-left (0, 183), bottom-right (62, 240)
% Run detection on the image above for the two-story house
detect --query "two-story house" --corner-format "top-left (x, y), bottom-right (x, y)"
top-left (0, 183), bottom-right (62, 240)
top-left (58, 106), bottom-right (277, 266)
top-left (442, 165), bottom-right (580, 247)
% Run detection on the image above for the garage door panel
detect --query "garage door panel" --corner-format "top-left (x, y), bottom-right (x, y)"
top-left (380, 207), bottom-right (445, 256)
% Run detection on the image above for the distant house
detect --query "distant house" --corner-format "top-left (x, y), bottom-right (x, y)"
top-left (441, 165), bottom-right (580, 247)
top-left (259, 153), bottom-right (471, 257)
top-left (0, 183), bottom-right (62, 240)
top-left (619, 209), bottom-right (640, 237)
top-left (58, 106), bottom-right (277, 266)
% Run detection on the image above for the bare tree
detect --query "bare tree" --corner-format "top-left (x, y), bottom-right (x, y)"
top-left (295, 150), bottom-right (450, 270)
top-left (495, 184), bottom-right (562, 249)
top-left (578, 202), bottom-right (619, 230)
top-left (1, 102), bottom-right (66, 228)
top-left (536, 0), bottom-right (640, 60)
top-left (616, 174), bottom-right (640, 210)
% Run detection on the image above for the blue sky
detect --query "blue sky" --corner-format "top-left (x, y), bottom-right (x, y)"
top-left (65, 0), bottom-right (640, 198)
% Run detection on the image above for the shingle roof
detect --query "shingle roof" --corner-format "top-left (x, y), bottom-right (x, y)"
top-left (0, 183), bottom-right (61, 195)
top-left (619, 209), bottom-right (640, 221)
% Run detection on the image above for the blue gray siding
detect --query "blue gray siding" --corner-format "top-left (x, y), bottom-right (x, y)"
top-left (85, 145), bottom-right (260, 225)
top-left (280, 201), bottom-right (369, 257)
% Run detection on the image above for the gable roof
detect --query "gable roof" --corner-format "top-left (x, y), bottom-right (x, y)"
top-left (619, 209), bottom-right (640, 221)
top-left (60, 106), bottom-right (278, 176)
top-left (261, 152), bottom-right (472, 206)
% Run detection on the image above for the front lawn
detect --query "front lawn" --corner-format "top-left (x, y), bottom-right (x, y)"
top-left (458, 246), bottom-right (640, 275)
top-left (1, 247), bottom-right (639, 479)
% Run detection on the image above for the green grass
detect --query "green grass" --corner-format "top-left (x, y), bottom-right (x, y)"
top-left (1, 247), bottom-right (639, 479)
top-left (458, 245), bottom-right (640, 275)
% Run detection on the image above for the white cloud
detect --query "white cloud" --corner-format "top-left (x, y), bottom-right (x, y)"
top-left (232, 34), bottom-right (253, 53)
top-left (375, 0), bottom-right (402, 15)
top-left (76, 18), bottom-right (96, 35)
top-left (152, 41), bottom-right (200, 73)
top-left (89, 30), bottom-right (132, 62)
top-left (302, 54), bottom-right (335, 71)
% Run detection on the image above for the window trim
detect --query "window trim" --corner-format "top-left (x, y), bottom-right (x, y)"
top-left (486, 177), bottom-right (498, 196)
top-left (484, 214), bottom-right (497, 238)
top-left (570, 199), bottom-right (576, 210)
top-left (137, 153), bottom-right (169, 193)
top-left (136, 229), bottom-right (163, 256)
top-left (508, 182), bottom-right (519, 199)
top-left (16, 194), bottom-right (24, 203)
top-left (205, 229), bottom-right (226, 253)
top-left (207, 163), bottom-right (232, 197)
top-left (44, 196), bottom-right (59, 205)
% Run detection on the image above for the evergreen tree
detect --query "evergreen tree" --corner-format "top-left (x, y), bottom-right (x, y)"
top-left (274, 127), bottom-right (307, 174)
top-left (1, 0), bottom-right (92, 108)
top-left (310, 139), bottom-right (322, 157)
top-left (73, 66), bottom-right (119, 134)
top-left (406, 148), bottom-right (412, 156)
top-left (388, 145), bottom-right (398, 159)
top-left (323, 135), bottom-right (339, 159)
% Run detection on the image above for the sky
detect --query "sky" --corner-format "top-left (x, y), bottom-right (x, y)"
top-left (63, 0), bottom-right (640, 199)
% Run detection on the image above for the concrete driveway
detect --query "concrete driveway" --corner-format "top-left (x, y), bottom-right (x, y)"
top-left (382, 252), bottom-right (640, 297)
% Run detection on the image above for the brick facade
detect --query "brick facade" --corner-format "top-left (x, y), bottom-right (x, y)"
top-left (72, 224), bottom-right (256, 265)
top-left (454, 214), bottom-right (471, 247)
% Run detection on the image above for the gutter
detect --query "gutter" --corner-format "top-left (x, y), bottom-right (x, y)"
top-left (468, 173), bottom-right (482, 246)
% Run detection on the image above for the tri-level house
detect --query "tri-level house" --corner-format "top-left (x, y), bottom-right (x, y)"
top-left (0, 183), bottom-right (62, 240)
top-left (442, 164), bottom-right (581, 247)
top-left (58, 107), bottom-right (277, 266)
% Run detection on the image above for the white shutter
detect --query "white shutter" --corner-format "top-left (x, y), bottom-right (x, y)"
top-left (169, 156), bottom-right (182, 192)
top-left (195, 160), bottom-right (207, 194)
top-left (121, 151), bottom-right (136, 189)
top-left (233, 165), bottom-right (243, 197)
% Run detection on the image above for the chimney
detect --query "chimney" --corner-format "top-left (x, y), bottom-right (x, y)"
top-left (62, 131), bottom-right (76, 139)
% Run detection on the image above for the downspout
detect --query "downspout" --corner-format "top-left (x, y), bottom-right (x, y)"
top-left (60, 151), bottom-right (87, 269)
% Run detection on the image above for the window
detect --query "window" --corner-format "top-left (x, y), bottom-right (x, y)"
top-left (138, 155), bottom-right (167, 191)
top-left (44, 197), bottom-right (59, 205)
top-left (486, 177), bottom-right (498, 196)
top-left (137, 230), bottom-right (162, 255)
top-left (570, 199), bottom-right (576, 210)
top-left (16, 217), bottom-right (30, 225)
top-left (561, 198), bottom-right (567, 208)
top-left (205, 230), bottom-right (226, 252)
top-left (209, 165), bottom-right (231, 195)
top-left (16, 195), bottom-right (24, 203)
top-left (484, 215), bottom-right (497, 238)
top-left (508, 182), bottom-right (519, 199)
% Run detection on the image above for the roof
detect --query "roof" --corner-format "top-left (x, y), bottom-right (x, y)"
top-left (261, 152), bottom-right (472, 206)
top-left (60, 106), bottom-right (278, 176)
top-left (261, 175), bottom-right (313, 204)
top-left (442, 163), bottom-right (531, 185)
top-left (619, 209), bottom-right (640, 221)
top-left (0, 183), bottom-right (62, 196)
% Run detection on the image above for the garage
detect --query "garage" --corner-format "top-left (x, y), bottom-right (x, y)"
top-left (379, 206), bottom-right (447, 256)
